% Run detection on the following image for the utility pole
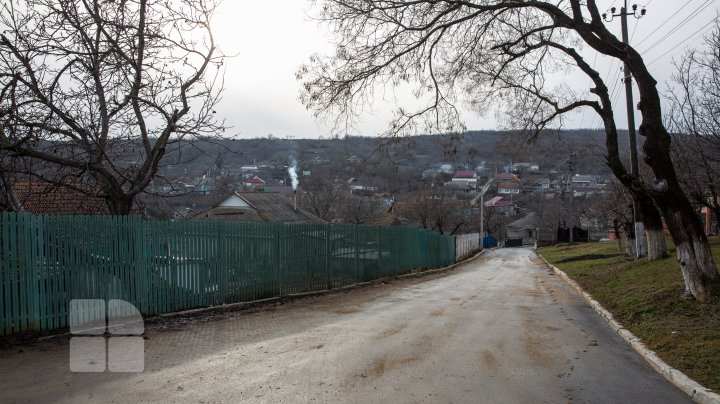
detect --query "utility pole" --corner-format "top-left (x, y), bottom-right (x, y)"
top-left (603, 1), bottom-right (646, 259)
top-left (472, 178), bottom-right (494, 248)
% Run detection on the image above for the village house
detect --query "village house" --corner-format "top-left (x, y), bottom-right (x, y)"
top-left (497, 182), bottom-right (521, 195)
top-left (8, 182), bottom-right (111, 215)
top-left (492, 172), bottom-right (520, 184)
top-left (484, 196), bottom-right (517, 216)
top-left (242, 176), bottom-right (266, 189)
top-left (191, 192), bottom-right (325, 224)
top-left (451, 170), bottom-right (478, 189)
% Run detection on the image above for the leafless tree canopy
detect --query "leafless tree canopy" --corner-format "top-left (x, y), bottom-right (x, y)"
top-left (667, 21), bottom-right (720, 223)
top-left (336, 195), bottom-right (387, 225)
top-left (403, 189), bottom-right (466, 235)
top-left (299, 1), bottom-right (613, 138)
top-left (0, 0), bottom-right (225, 214)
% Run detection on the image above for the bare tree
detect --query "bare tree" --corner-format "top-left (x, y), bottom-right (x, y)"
top-left (482, 202), bottom-right (506, 239)
top-left (585, 180), bottom-right (639, 256)
top-left (302, 173), bottom-right (347, 222)
top-left (299, 0), bottom-right (718, 302)
top-left (0, 150), bottom-right (21, 211)
top-left (336, 195), bottom-right (387, 225)
top-left (0, 0), bottom-right (224, 214)
top-left (634, 162), bottom-right (668, 260)
top-left (667, 22), bottom-right (720, 236)
top-left (402, 189), bottom-right (466, 235)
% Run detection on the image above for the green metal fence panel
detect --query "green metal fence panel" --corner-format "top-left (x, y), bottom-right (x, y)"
top-left (0, 213), bottom-right (458, 336)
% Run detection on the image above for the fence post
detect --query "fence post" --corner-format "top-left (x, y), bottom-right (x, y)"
top-left (275, 225), bottom-right (282, 296)
top-left (421, 230), bottom-right (430, 268)
top-left (354, 225), bottom-right (360, 281)
top-left (217, 222), bottom-right (227, 304)
top-left (133, 218), bottom-right (144, 315)
top-left (325, 224), bottom-right (332, 290)
top-left (28, 214), bottom-right (40, 332)
top-left (377, 226), bottom-right (382, 276)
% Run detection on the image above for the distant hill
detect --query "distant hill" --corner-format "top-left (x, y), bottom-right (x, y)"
top-left (158, 128), bottom-right (632, 178)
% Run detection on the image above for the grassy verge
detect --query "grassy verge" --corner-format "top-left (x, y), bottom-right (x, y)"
top-left (539, 239), bottom-right (720, 392)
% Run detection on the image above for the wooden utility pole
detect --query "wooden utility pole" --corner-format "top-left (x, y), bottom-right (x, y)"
top-left (604, 1), bottom-right (646, 258)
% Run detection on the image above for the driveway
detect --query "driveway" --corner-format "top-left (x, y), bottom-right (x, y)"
top-left (0, 248), bottom-right (690, 403)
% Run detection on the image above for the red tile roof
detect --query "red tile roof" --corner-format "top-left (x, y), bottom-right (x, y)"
top-left (453, 171), bottom-right (476, 178)
top-left (485, 197), bottom-right (514, 208)
top-left (494, 172), bottom-right (518, 180)
top-left (244, 176), bottom-right (265, 184)
top-left (11, 182), bottom-right (111, 215)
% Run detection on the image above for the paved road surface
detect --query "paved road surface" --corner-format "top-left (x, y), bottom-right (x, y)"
top-left (0, 248), bottom-right (690, 403)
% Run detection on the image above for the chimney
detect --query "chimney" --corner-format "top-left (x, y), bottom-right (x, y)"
top-left (294, 190), bottom-right (297, 212)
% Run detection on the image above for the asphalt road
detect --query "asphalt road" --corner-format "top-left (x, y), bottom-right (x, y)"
top-left (0, 248), bottom-right (691, 403)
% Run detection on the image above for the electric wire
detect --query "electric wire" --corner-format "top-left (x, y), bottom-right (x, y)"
top-left (633, 0), bottom-right (695, 48)
top-left (646, 17), bottom-right (717, 66)
top-left (640, 0), bottom-right (715, 54)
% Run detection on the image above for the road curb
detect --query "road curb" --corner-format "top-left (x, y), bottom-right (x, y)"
top-left (535, 251), bottom-right (720, 404)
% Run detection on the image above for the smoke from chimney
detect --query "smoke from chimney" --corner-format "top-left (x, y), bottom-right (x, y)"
top-left (289, 157), bottom-right (299, 211)
top-left (288, 158), bottom-right (299, 190)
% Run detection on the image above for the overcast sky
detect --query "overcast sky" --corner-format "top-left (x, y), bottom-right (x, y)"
top-left (211, 1), bottom-right (720, 139)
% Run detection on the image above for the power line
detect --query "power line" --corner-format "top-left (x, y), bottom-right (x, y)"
top-left (640, 0), bottom-right (715, 54)
top-left (633, 0), bottom-right (696, 48)
top-left (646, 17), bottom-right (717, 66)
top-left (579, 50), bottom-right (600, 128)
top-left (603, 0), bottom-right (644, 257)
top-left (630, 16), bottom-right (640, 41)
top-left (607, 64), bottom-right (624, 107)
top-left (589, 1), bottom-right (652, 130)
top-left (629, 1), bottom-right (655, 41)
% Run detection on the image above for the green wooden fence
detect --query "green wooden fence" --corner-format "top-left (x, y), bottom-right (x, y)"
top-left (0, 212), bottom-right (455, 336)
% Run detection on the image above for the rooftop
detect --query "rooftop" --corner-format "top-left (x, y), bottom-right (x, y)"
top-left (11, 182), bottom-right (111, 215)
top-left (191, 192), bottom-right (325, 224)
top-left (453, 170), bottom-right (476, 178)
top-left (494, 172), bottom-right (519, 181)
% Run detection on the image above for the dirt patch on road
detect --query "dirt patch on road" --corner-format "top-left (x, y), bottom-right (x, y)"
top-left (334, 306), bottom-right (361, 314)
top-left (356, 354), bottom-right (420, 379)
top-left (481, 350), bottom-right (498, 369)
top-left (376, 323), bottom-right (409, 339)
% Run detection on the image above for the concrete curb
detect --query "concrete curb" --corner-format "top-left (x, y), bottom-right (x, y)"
top-left (535, 251), bottom-right (720, 404)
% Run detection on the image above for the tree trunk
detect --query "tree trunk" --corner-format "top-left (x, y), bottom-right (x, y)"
top-left (620, 49), bottom-right (720, 302)
top-left (622, 220), bottom-right (637, 258)
top-left (660, 197), bottom-right (719, 302)
top-left (712, 206), bottom-right (720, 235)
top-left (645, 228), bottom-right (666, 261)
top-left (638, 122), bottom-right (719, 301)
top-left (613, 219), bottom-right (622, 252)
top-left (638, 194), bottom-right (667, 261)
top-left (106, 194), bottom-right (134, 216)
top-left (0, 173), bottom-right (21, 211)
